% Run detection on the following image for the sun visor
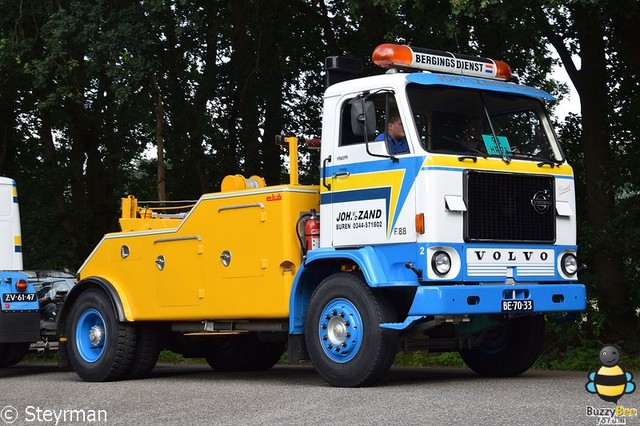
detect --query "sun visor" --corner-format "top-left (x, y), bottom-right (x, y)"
top-left (406, 73), bottom-right (556, 101)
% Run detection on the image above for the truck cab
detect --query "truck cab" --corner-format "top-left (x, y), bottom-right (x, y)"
top-left (317, 59), bottom-right (578, 290)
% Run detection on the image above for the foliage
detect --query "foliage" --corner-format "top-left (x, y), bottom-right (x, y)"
top-left (156, 350), bottom-right (206, 365)
top-left (394, 351), bottom-right (465, 368)
top-left (538, 313), bottom-right (640, 372)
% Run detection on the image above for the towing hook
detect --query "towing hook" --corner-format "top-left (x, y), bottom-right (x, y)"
top-left (405, 263), bottom-right (423, 281)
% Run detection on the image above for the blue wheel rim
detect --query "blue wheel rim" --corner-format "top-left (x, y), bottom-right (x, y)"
top-left (76, 308), bottom-right (106, 363)
top-left (317, 298), bottom-right (363, 363)
top-left (478, 323), bottom-right (512, 355)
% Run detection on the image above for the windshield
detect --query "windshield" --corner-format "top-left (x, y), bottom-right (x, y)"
top-left (407, 84), bottom-right (563, 162)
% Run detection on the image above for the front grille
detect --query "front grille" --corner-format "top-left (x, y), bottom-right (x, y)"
top-left (465, 171), bottom-right (555, 243)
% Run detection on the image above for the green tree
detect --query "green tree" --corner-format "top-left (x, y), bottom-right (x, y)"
top-left (1, 0), bottom-right (158, 267)
top-left (451, 0), bottom-right (640, 346)
top-left (536, 1), bottom-right (638, 345)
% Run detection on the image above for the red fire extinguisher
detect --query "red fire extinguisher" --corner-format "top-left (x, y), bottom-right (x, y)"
top-left (305, 209), bottom-right (320, 252)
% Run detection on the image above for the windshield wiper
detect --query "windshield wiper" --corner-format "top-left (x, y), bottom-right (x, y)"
top-left (461, 144), bottom-right (488, 158)
top-left (480, 93), bottom-right (510, 164)
top-left (536, 158), bottom-right (563, 168)
top-left (457, 146), bottom-right (488, 162)
top-left (511, 152), bottom-right (563, 167)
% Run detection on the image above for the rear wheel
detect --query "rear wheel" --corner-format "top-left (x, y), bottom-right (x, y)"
top-left (127, 323), bottom-right (161, 379)
top-left (460, 315), bottom-right (545, 377)
top-left (205, 334), bottom-right (285, 372)
top-left (305, 273), bottom-right (398, 387)
top-left (67, 288), bottom-right (137, 382)
top-left (0, 342), bottom-right (30, 367)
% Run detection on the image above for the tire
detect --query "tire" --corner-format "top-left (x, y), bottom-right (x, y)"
top-left (253, 340), bottom-right (286, 371)
top-left (0, 342), bottom-right (30, 368)
top-left (305, 273), bottom-right (398, 387)
top-left (205, 334), bottom-right (285, 372)
top-left (67, 288), bottom-right (137, 382)
top-left (460, 315), bottom-right (545, 377)
top-left (126, 323), bottom-right (161, 379)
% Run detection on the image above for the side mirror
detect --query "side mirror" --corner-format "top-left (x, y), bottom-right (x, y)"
top-left (350, 99), bottom-right (375, 137)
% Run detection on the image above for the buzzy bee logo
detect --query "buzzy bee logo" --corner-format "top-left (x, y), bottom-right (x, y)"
top-left (585, 345), bottom-right (637, 424)
top-left (586, 346), bottom-right (635, 403)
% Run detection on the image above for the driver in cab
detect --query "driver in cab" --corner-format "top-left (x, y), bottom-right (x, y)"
top-left (375, 111), bottom-right (410, 154)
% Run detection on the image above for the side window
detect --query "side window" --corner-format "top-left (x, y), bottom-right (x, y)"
top-left (338, 93), bottom-right (410, 155)
top-left (339, 101), bottom-right (363, 146)
top-left (339, 99), bottom-right (375, 146)
top-left (372, 94), bottom-right (410, 155)
top-left (372, 100), bottom-right (390, 142)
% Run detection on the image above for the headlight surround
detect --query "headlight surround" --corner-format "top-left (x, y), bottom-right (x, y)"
top-left (561, 253), bottom-right (578, 276)
top-left (432, 251), bottom-right (452, 276)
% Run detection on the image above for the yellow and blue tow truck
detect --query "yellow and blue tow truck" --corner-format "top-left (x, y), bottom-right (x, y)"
top-left (58, 44), bottom-right (586, 387)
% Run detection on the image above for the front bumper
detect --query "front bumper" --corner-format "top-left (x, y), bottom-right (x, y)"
top-left (381, 283), bottom-right (586, 330)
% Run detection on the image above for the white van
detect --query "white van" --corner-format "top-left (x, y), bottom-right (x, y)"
top-left (0, 176), bottom-right (23, 270)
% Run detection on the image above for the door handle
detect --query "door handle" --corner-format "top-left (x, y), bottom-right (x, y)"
top-left (332, 171), bottom-right (350, 178)
top-left (322, 155), bottom-right (331, 190)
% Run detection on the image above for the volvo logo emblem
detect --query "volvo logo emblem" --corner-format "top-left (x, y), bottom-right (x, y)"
top-left (531, 190), bottom-right (552, 214)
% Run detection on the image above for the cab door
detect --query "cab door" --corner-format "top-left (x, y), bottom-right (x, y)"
top-left (324, 94), bottom-right (417, 248)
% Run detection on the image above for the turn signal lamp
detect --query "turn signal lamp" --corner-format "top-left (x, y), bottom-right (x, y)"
top-left (415, 213), bottom-right (425, 235)
top-left (16, 279), bottom-right (28, 292)
top-left (372, 43), bottom-right (512, 81)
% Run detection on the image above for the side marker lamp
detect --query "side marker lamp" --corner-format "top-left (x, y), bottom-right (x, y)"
top-left (415, 213), bottom-right (425, 235)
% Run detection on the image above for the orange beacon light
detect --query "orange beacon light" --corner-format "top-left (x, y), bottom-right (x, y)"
top-left (372, 43), bottom-right (512, 81)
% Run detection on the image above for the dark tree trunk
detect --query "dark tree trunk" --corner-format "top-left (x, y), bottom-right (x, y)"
top-left (228, 0), bottom-right (261, 177)
top-left (152, 75), bottom-right (166, 202)
top-left (541, 3), bottom-right (636, 342)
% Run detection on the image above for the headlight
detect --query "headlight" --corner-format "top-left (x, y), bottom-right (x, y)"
top-left (561, 253), bottom-right (578, 276)
top-left (432, 251), bottom-right (451, 276)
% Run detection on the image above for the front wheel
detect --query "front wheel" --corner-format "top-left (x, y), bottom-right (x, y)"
top-left (460, 315), bottom-right (545, 377)
top-left (66, 288), bottom-right (137, 382)
top-left (305, 273), bottom-right (398, 387)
